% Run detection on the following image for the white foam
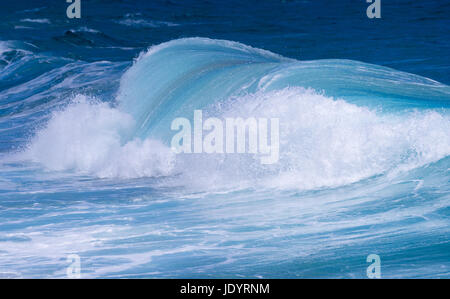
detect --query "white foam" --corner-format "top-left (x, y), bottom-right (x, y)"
top-left (20, 95), bottom-right (175, 179)
top-left (20, 18), bottom-right (51, 24)
top-left (172, 87), bottom-right (450, 190)
top-left (116, 19), bottom-right (178, 28)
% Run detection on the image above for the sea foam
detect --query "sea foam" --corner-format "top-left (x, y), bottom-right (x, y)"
top-left (21, 95), bottom-right (174, 179)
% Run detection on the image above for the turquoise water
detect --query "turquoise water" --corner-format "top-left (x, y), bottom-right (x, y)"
top-left (0, 0), bottom-right (449, 278)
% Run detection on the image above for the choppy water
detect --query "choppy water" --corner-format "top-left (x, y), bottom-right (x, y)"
top-left (0, 0), bottom-right (449, 278)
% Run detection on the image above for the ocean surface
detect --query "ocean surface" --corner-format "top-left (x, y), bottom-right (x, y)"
top-left (0, 0), bottom-right (449, 278)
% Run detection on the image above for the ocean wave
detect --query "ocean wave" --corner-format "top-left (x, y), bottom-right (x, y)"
top-left (16, 88), bottom-right (450, 191)
top-left (117, 38), bottom-right (450, 141)
top-left (9, 38), bottom-right (450, 191)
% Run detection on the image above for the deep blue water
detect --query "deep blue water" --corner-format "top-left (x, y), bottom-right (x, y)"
top-left (0, 0), bottom-right (449, 278)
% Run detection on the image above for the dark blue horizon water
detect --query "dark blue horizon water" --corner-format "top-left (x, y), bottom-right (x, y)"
top-left (0, 0), bottom-right (449, 278)
top-left (1, 0), bottom-right (449, 83)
